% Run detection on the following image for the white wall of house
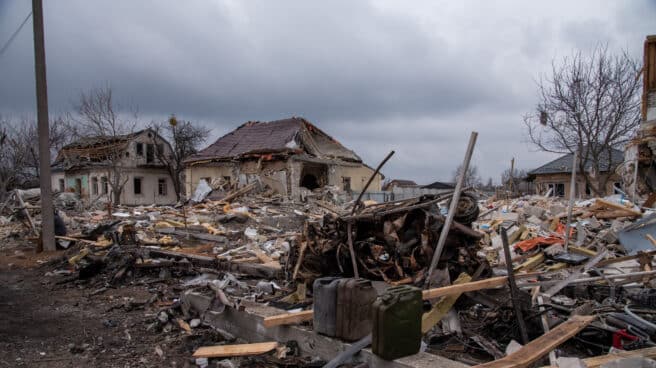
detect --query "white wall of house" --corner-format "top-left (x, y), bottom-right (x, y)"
top-left (51, 171), bottom-right (65, 192)
top-left (53, 129), bottom-right (178, 205)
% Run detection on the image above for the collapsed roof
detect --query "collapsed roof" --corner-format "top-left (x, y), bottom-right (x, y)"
top-left (185, 117), bottom-right (362, 164)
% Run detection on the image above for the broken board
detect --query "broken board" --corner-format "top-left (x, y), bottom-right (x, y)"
top-left (472, 315), bottom-right (595, 368)
top-left (192, 341), bottom-right (279, 358)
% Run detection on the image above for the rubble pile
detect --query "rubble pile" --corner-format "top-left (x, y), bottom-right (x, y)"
top-left (2, 183), bottom-right (656, 367)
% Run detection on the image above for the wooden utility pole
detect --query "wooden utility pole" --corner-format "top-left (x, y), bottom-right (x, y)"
top-left (32, 0), bottom-right (55, 251)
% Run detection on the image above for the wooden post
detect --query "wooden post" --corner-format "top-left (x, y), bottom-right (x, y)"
top-left (501, 227), bottom-right (529, 344)
top-left (563, 150), bottom-right (578, 251)
top-left (425, 132), bottom-right (478, 288)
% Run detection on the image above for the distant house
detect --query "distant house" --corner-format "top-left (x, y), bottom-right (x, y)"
top-left (526, 148), bottom-right (624, 198)
top-left (422, 181), bottom-right (456, 190)
top-left (51, 129), bottom-right (177, 205)
top-left (183, 117), bottom-right (383, 199)
top-left (382, 179), bottom-right (417, 191)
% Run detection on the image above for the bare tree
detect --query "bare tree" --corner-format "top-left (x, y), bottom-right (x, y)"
top-left (0, 116), bottom-right (76, 196)
top-left (525, 45), bottom-right (641, 195)
top-left (149, 115), bottom-right (210, 201)
top-left (452, 164), bottom-right (482, 188)
top-left (74, 86), bottom-right (137, 204)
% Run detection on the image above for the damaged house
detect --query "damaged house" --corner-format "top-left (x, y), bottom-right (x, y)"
top-left (51, 129), bottom-right (178, 205)
top-left (527, 147), bottom-right (623, 198)
top-left (184, 117), bottom-right (383, 199)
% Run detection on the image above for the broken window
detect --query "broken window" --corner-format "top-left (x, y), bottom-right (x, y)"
top-left (548, 183), bottom-right (565, 197)
top-left (75, 178), bottom-right (82, 195)
top-left (157, 143), bottom-right (164, 156)
top-left (342, 177), bottom-right (351, 192)
top-left (58, 178), bottom-right (65, 192)
top-left (158, 178), bottom-right (167, 196)
top-left (91, 177), bottom-right (98, 195)
top-left (146, 144), bottom-right (154, 163)
top-left (136, 143), bottom-right (143, 156)
top-left (134, 177), bottom-right (142, 195)
top-left (101, 176), bottom-right (108, 194)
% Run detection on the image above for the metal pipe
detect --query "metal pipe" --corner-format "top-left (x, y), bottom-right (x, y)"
top-left (424, 132), bottom-right (478, 288)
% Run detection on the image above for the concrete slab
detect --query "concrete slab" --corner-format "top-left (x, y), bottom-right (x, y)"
top-left (183, 292), bottom-right (467, 368)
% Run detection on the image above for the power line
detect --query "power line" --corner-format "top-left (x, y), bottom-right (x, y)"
top-left (0, 11), bottom-right (33, 58)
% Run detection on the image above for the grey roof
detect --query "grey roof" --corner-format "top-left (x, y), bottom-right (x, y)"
top-left (529, 147), bottom-right (624, 176)
top-left (186, 117), bottom-right (362, 163)
top-left (422, 181), bottom-right (456, 190)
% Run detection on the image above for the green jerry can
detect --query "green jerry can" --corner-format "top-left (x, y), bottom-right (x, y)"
top-left (312, 277), bottom-right (341, 337)
top-left (335, 278), bottom-right (377, 341)
top-left (372, 285), bottom-right (422, 360)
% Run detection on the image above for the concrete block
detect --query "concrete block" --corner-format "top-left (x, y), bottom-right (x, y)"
top-left (524, 205), bottom-right (546, 219)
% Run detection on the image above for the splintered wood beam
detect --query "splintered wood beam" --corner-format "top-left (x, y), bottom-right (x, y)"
top-left (472, 315), bottom-right (595, 368)
top-left (262, 310), bottom-right (314, 328)
top-left (264, 276), bottom-right (511, 328)
top-left (421, 276), bottom-right (508, 300)
top-left (192, 342), bottom-right (279, 358)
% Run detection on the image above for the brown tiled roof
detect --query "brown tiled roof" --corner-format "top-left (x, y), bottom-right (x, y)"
top-left (186, 117), bottom-right (361, 163)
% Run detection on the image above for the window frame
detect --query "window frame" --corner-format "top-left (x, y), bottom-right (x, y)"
top-left (133, 177), bottom-right (143, 195)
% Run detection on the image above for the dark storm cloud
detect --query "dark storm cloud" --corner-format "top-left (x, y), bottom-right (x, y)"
top-left (0, 1), bottom-right (652, 183)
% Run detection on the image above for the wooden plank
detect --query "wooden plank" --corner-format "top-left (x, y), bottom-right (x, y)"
top-left (595, 198), bottom-right (642, 216)
top-left (594, 210), bottom-right (640, 219)
top-left (422, 273), bottom-right (471, 333)
top-left (597, 250), bottom-right (656, 267)
top-left (192, 341), bottom-right (278, 358)
top-left (643, 192), bottom-right (656, 208)
top-left (263, 310), bottom-right (314, 328)
top-left (472, 315), bottom-right (595, 368)
top-left (265, 276), bottom-right (511, 328)
top-left (581, 346), bottom-right (656, 368)
top-left (422, 276), bottom-right (507, 300)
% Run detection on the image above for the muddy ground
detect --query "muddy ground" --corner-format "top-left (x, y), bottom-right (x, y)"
top-left (0, 240), bottom-right (215, 368)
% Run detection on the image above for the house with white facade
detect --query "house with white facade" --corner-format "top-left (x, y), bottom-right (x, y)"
top-left (51, 129), bottom-right (177, 205)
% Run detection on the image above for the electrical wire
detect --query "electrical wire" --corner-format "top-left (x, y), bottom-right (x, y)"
top-left (0, 11), bottom-right (33, 58)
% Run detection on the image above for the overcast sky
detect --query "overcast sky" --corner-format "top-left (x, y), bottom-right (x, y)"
top-left (0, 1), bottom-right (654, 184)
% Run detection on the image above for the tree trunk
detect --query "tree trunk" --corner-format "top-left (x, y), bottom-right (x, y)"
top-left (112, 187), bottom-right (121, 205)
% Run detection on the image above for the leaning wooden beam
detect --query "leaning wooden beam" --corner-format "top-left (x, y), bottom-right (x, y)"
top-left (192, 341), bottom-right (279, 358)
top-left (472, 315), bottom-right (595, 368)
top-left (265, 276), bottom-right (510, 328)
top-left (220, 182), bottom-right (258, 203)
top-left (263, 310), bottom-right (314, 328)
top-left (421, 276), bottom-right (508, 300)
